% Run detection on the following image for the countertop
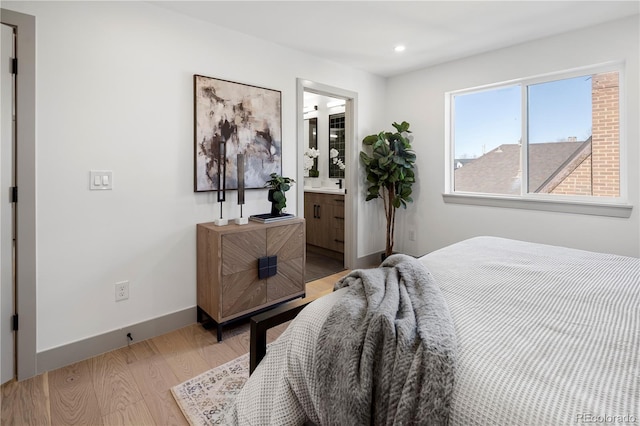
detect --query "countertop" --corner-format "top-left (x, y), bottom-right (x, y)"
top-left (303, 187), bottom-right (345, 195)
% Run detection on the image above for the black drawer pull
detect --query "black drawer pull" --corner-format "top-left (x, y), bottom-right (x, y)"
top-left (334, 239), bottom-right (344, 243)
top-left (334, 216), bottom-right (344, 220)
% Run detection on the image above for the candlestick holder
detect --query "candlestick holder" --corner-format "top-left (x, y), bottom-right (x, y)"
top-left (234, 153), bottom-right (248, 225)
top-left (213, 140), bottom-right (227, 227)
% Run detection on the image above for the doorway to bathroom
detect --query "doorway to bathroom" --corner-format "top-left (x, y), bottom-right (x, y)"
top-left (296, 79), bottom-right (357, 280)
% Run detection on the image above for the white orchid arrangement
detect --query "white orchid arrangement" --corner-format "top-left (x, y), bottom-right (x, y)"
top-left (304, 147), bottom-right (320, 176)
top-left (330, 148), bottom-right (346, 170)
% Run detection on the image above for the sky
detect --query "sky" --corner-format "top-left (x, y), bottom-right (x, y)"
top-left (454, 75), bottom-right (593, 159)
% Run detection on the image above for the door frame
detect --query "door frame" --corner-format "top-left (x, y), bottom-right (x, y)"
top-left (296, 79), bottom-right (358, 270)
top-left (1, 8), bottom-right (36, 381)
top-left (0, 20), bottom-right (17, 385)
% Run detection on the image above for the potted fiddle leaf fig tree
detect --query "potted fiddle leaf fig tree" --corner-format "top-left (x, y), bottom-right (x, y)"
top-left (360, 121), bottom-right (416, 258)
top-left (265, 173), bottom-right (295, 216)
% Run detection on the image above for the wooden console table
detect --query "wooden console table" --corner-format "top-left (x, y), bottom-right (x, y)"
top-left (196, 218), bottom-right (305, 341)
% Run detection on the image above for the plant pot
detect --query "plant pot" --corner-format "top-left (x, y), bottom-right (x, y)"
top-left (268, 190), bottom-right (282, 216)
top-left (380, 251), bottom-right (398, 262)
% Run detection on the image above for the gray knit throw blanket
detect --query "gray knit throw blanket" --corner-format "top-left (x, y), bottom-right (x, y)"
top-left (315, 254), bottom-right (457, 426)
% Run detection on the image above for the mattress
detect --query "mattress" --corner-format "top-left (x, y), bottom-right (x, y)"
top-left (424, 237), bottom-right (639, 425)
top-left (229, 236), bottom-right (639, 425)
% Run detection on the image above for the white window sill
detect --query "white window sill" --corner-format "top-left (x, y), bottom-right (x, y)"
top-left (442, 193), bottom-right (632, 218)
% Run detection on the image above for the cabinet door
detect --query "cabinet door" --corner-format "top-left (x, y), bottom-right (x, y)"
top-left (331, 196), bottom-right (345, 253)
top-left (304, 193), bottom-right (323, 246)
top-left (328, 204), bottom-right (345, 253)
top-left (317, 200), bottom-right (335, 249)
top-left (266, 222), bottom-right (305, 302)
top-left (221, 229), bottom-right (267, 318)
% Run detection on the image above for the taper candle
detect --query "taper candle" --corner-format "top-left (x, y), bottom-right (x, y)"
top-left (217, 140), bottom-right (226, 203)
top-left (237, 153), bottom-right (245, 205)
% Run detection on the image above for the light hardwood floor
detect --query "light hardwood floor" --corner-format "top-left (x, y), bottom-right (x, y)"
top-left (305, 247), bottom-right (346, 283)
top-left (1, 272), bottom-right (346, 426)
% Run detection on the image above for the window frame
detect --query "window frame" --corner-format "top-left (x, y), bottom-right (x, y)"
top-left (444, 62), bottom-right (631, 218)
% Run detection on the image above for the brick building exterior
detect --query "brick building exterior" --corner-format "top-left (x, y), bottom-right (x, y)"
top-left (551, 71), bottom-right (619, 196)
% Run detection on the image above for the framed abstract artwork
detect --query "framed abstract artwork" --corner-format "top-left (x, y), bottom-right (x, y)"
top-left (194, 75), bottom-right (282, 192)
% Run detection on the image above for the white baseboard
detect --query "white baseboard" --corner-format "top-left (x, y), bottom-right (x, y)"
top-left (36, 307), bottom-right (196, 374)
top-left (355, 252), bottom-right (382, 269)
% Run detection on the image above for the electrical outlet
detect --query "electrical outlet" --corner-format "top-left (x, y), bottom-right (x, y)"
top-left (115, 281), bottom-right (129, 301)
top-left (409, 230), bottom-right (416, 241)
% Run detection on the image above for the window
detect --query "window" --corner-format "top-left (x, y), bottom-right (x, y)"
top-left (448, 66), bottom-right (623, 209)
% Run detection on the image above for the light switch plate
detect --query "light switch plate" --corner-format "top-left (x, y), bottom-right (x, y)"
top-left (90, 170), bottom-right (113, 190)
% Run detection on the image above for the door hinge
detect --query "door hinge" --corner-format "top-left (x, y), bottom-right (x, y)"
top-left (12, 314), bottom-right (18, 331)
top-left (11, 58), bottom-right (17, 75)
top-left (10, 186), bottom-right (17, 203)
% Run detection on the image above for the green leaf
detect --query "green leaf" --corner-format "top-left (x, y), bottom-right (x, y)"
top-left (393, 156), bottom-right (406, 165)
top-left (378, 157), bottom-right (390, 168)
top-left (373, 139), bottom-right (387, 151)
top-left (392, 121), bottom-right (410, 133)
top-left (362, 135), bottom-right (378, 145)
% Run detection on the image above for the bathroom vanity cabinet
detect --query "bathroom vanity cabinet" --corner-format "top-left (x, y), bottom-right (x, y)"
top-left (304, 192), bottom-right (344, 254)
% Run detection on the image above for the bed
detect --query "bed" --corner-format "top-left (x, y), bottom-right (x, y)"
top-left (229, 236), bottom-right (640, 425)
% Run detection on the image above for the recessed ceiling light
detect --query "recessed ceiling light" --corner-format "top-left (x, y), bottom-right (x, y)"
top-left (394, 45), bottom-right (406, 53)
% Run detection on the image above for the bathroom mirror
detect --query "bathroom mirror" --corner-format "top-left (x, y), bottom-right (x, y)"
top-left (329, 113), bottom-right (345, 179)
top-left (307, 117), bottom-right (317, 150)
top-left (305, 117), bottom-right (318, 174)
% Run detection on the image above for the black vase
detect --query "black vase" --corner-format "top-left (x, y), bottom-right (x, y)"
top-left (267, 189), bottom-right (281, 216)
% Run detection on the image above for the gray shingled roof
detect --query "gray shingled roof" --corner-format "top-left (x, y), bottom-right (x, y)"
top-left (454, 141), bottom-right (588, 195)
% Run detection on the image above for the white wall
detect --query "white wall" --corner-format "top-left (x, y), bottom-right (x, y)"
top-left (3, 1), bottom-right (386, 352)
top-left (9, 0), bottom-right (634, 356)
top-left (387, 15), bottom-right (640, 258)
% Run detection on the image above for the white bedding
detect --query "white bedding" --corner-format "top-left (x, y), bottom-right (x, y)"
top-left (228, 236), bottom-right (640, 425)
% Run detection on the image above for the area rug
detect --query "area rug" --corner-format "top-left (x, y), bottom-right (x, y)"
top-left (171, 352), bottom-right (249, 425)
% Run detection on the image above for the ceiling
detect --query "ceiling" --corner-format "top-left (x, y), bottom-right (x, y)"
top-left (151, 1), bottom-right (639, 78)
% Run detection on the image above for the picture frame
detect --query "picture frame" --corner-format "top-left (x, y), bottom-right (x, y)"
top-left (194, 75), bottom-right (282, 192)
